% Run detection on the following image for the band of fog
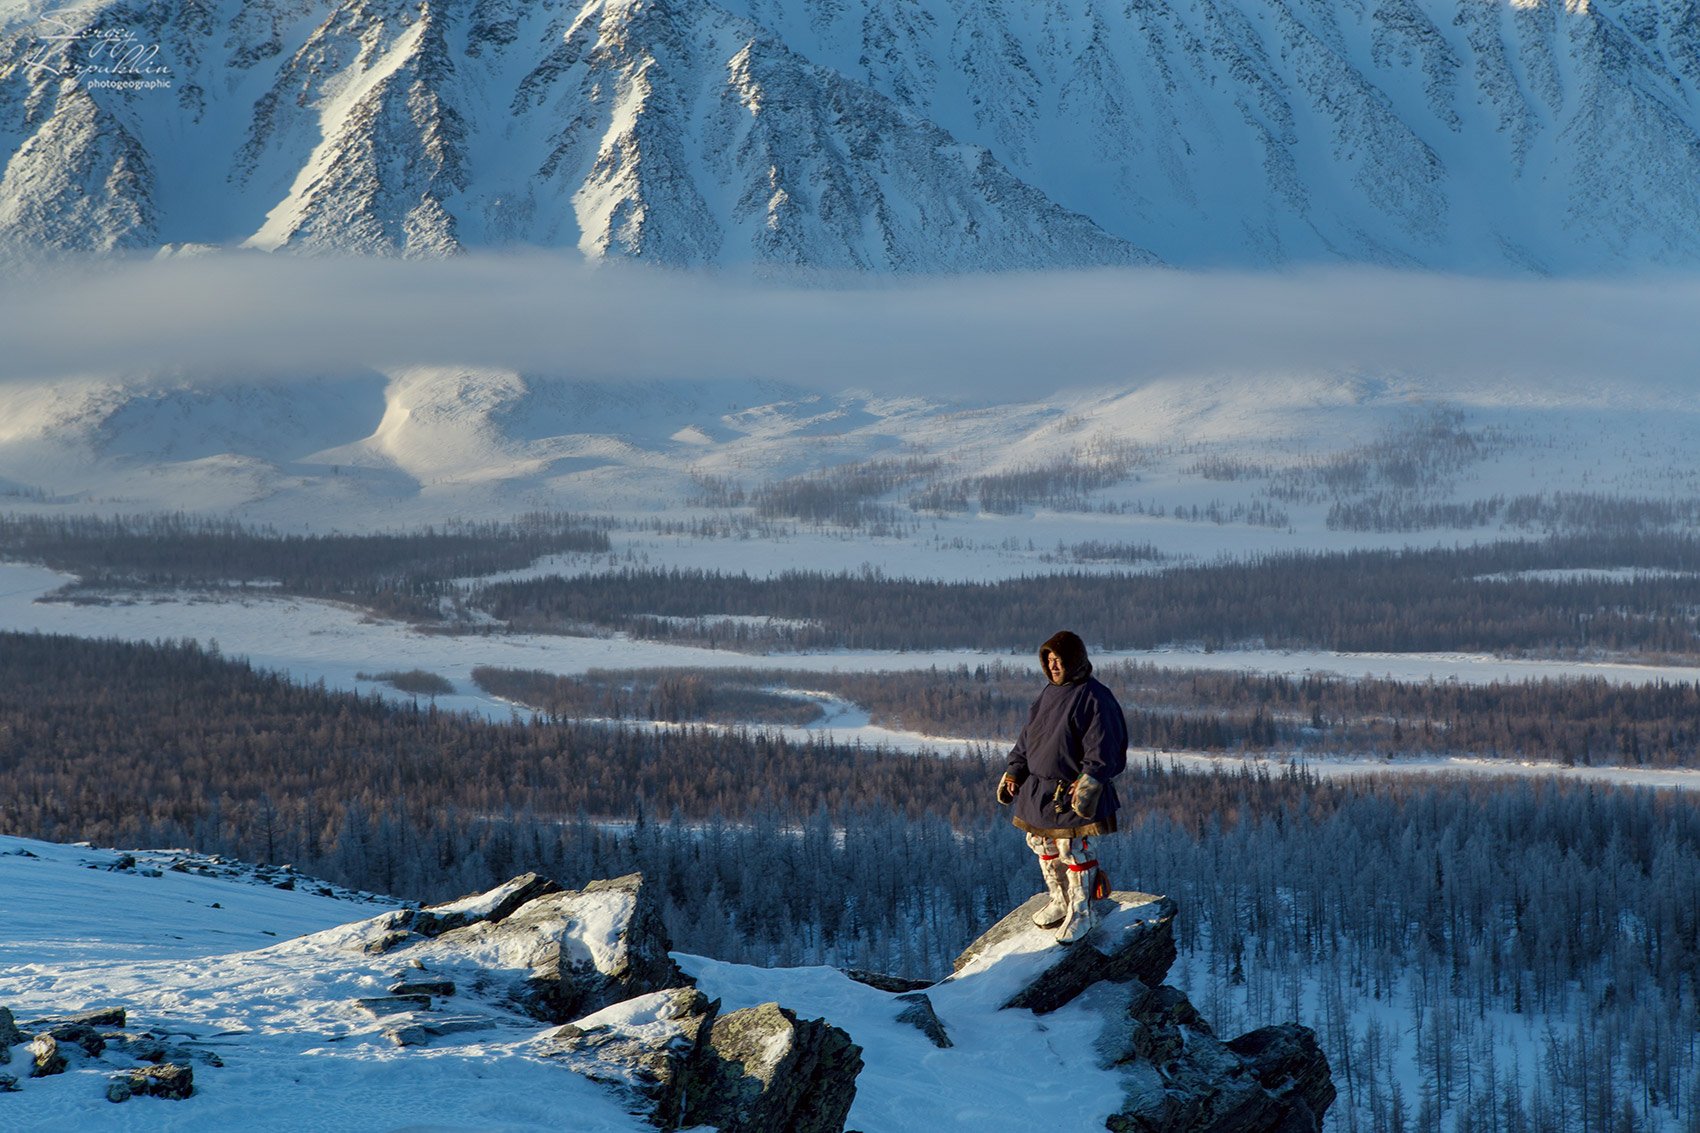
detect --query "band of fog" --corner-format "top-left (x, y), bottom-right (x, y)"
top-left (1, 254), bottom-right (1696, 399)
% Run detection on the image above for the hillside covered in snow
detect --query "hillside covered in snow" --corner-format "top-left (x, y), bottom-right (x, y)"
top-left (0, 835), bottom-right (1333, 1132)
top-left (2, 0), bottom-right (1699, 271)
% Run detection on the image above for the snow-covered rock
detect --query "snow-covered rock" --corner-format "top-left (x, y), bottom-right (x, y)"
top-left (538, 985), bottom-right (719, 1128)
top-left (0, 835), bottom-right (1332, 1132)
top-left (685, 1000), bottom-right (863, 1133)
top-left (343, 871), bottom-right (687, 1023)
top-left (3, 0), bottom-right (1698, 271)
top-left (948, 889), bottom-right (1180, 1014)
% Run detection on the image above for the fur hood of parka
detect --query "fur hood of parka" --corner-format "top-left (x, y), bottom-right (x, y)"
top-left (1040, 629), bottom-right (1092, 684)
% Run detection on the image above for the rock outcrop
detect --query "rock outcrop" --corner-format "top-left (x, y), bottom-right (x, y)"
top-left (947, 887), bottom-right (1334, 1133)
top-left (343, 871), bottom-right (686, 1025)
top-left (541, 986), bottom-right (719, 1130)
top-left (105, 1062), bottom-right (193, 1102)
top-left (685, 1002), bottom-right (863, 1133)
top-left (341, 872), bottom-right (863, 1130)
top-left (0, 1005), bottom-right (22, 1060)
top-left (950, 890), bottom-right (1179, 1013)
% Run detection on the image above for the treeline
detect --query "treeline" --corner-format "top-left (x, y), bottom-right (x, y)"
top-left (737, 444), bottom-right (1151, 525)
top-left (3, 632), bottom-right (1699, 1130)
top-left (1268, 407), bottom-right (1504, 504)
top-left (0, 512), bottom-right (610, 620)
top-left (477, 661), bottom-right (1700, 768)
top-left (752, 457), bottom-right (939, 530)
top-left (472, 533), bottom-right (1700, 656)
top-left (1329, 491), bottom-right (1700, 534)
top-left (0, 633), bottom-right (996, 859)
top-left (472, 665), bottom-right (824, 726)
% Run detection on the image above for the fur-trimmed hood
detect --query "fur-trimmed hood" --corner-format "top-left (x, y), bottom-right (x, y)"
top-left (1040, 630), bottom-right (1092, 684)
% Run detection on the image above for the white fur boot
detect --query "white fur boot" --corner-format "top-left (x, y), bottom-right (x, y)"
top-left (1031, 851), bottom-right (1069, 930)
top-left (1054, 862), bottom-right (1099, 944)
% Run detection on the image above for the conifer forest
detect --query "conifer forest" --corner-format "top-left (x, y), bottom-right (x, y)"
top-left (3, 628), bottom-right (1697, 1133)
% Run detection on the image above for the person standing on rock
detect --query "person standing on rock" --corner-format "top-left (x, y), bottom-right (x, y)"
top-left (997, 630), bottom-right (1128, 944)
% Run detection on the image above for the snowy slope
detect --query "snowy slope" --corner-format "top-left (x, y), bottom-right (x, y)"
top-left (0, 834), bottom-right (1180, 1132)
top-left (0, 836), bottom-right (656, 1131)
top-left (2, 0), bottom-right (1699, 270)
top-left (3, 361), bottom-right (1699, 539)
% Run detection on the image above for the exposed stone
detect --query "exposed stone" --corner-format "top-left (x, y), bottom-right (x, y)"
top-left (28, 1035), bottom-right (65, 1077)
top-left (1103, 982), bottom-right (1333, 1133)
top-left (383, 1016), bottom-right (493, 1048)
top-left (1228, 1024), bottom-right (1337, 1126)
top-left (388, 979), bottom-right (456, 997)
top-left (893, 993), bottom-right (951, 1049)
top-left (682, 1002), bottom-right (862, 1133)
top-left (365, 929), bottom-right (415, 955)
top-left (840, 969), bottom-right (931, 994)
top-left (0, 1005), bottom-right (22, 1061)
top-left (0, 1072), bottom-right (18, 1091)
top-left (66, 1007), bottom-right (127, 1028)
top-left (108, 1062), bottom-right (194, 1101)
top-left (950, 890), bottom-right (1178, 1015)
top-left (429, 872), bottom-right (686, 1024)
top-left (411, 872), bottom-right (562, 938)
top-left (45, 1021), bottom-right (105, 1057)
top-left (349, 908), bottom-right (419, 955)
top-left (355, 994), bottom-right (432, 1017)
top-left (540, 986), bottom-right (718, 1129)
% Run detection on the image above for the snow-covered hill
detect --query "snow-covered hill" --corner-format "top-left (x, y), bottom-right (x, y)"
top-left (2, 0), bottom-right (1698, 271)
top-left (0, 834), bottom-right (1331, 1132)
top-left (3, 360), bottom-right (1698, 544)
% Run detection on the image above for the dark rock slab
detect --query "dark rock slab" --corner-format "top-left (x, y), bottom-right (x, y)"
top-left (682, 1002), bottom-right (862, 1133)
top-left (1103, 983), bottom-right (1334, 1133)
top-left (107, 1062), bottom-right (194, 1102)
top-left (383, 1015), bottom-right (493, 1048)
top-left (949, 890), bottom-right (1177, 1015)
top-left (355, 994), bottom-right (432, 1017)
top-left (0, 1072), bottom-right (17, 1091)
top-left (45, 1022), bottom-right (105, 1057)
top-left (411, 872), bottom-right (562, 938)
top-left (0, 1005), bottom-right (22, 1061)
top-left (894, 993), bottom-right (951, 1049)
top-left (840, 969), bottom-right (932, 994)
top-left (540, 986), bottom-right (718, 1129)
top-left (1228, 1024), bottom-right (1338, 1126)
top-left (66, 1007), bottom-right (126, 1028)
top-left (388, 979), bottom-right (456, 997)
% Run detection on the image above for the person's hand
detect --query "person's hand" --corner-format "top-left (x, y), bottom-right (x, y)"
top-left (997, 773), bottom-right (1020, 806)
top-left (1071, 774), bottom-right (1103, 819)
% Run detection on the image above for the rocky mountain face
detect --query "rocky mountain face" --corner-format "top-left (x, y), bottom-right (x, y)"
top-left (1, 0), bottom-right (1696, 272)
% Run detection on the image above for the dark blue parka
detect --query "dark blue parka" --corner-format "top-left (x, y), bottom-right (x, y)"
top-left (1006, 661), bottom-right (1129, 839)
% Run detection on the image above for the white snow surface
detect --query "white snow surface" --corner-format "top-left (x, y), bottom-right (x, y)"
top-left (0, 835), bottom-right (654, 1133)
top-left (0, 833), bottom-right (1154, 1132)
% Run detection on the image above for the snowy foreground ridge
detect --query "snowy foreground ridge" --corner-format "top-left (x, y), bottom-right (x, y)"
top-left (0, 836), bottom-right (1333, 1132)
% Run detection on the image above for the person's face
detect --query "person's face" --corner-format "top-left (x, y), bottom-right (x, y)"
top-left (1045, 652), bottom-right (1065, 683)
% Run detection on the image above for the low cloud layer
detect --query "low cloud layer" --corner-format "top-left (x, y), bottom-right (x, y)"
top-left (2, 253), bottom-right (1697, 403)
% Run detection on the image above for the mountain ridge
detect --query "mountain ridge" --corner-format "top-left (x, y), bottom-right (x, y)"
top-left (2, 0), bottom-right (1698, 271)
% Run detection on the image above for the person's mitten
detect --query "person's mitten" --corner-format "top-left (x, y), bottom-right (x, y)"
top-left (1071, 774), bottom-right (1103, 819)
top-left (997, 772), bottom-right (1021, 806)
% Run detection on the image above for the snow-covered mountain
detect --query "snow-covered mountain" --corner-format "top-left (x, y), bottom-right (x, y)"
top-left (2, 0), bottom-right (1698, 271)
